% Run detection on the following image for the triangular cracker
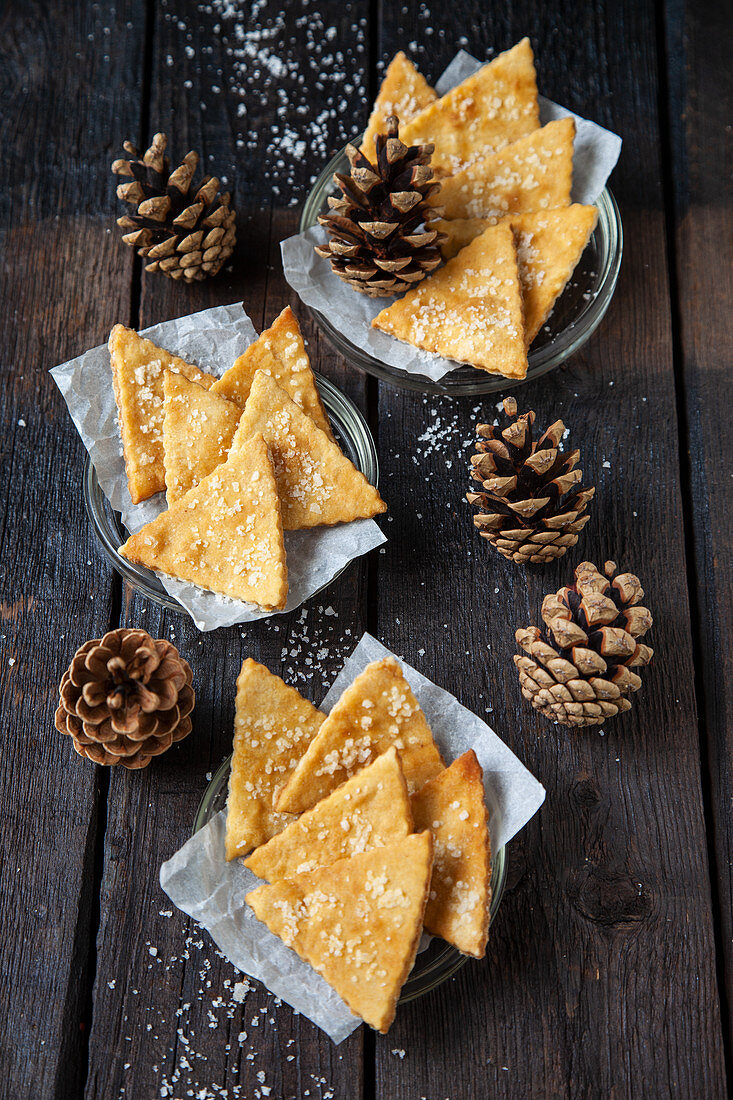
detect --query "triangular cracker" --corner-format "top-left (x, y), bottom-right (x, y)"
top-left (437, 205), bottom-right (598, 344)
top-left (118, 433), bottom-right (288, 609)
top-left (411, 750), bottom-right (491, 958)
top-left (435, 217), bottom-right (492, 261)
top-left (275, 657), bottom-right (444, 814)
top-left (510, 205), bottom-right (598, 343)
top-left (247, 831), bottom-right (433, 1032)
top-left (361, 52), bottom-right (437, 155)
top-left (433, 117), bottom-right (575, 220)
top-left (400, 38), bottom-right (540, 176)
top-left (232, 371), bottom-right (386, 529)
top-left (211, 306), bottom-right (334, 440)
top-left (109, 324), bottom-right (216, 503)
top-left (245, 746), bottom-right (413, 881)
top-left (225, 659), bottom-right (326, 859)
top-left (372, 220), bottom-right (528, 378)
top-left (162, 371), bottom-right (242, 503)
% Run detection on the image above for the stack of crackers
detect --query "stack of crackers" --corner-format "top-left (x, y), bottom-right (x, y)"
top-left (108, 307), bottom-right (386, 611)
top-left (360, 40), bottom-right (599, 379)
top-left (226, 655), bottom-right (492, 1033)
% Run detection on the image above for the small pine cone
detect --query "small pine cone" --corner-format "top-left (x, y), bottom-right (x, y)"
top-left (315, 114), bottom-right (446, 297)
top-left (513, 560), bottom-right (654, 728)
top-left (112, 133), bottom-right (236, 281)
top-left (54, 628), bottom-right (194, 768)
top-left (466, 397), bottom-right (595, 565)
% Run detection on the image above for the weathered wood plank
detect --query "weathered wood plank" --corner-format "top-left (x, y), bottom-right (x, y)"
top-left (83, 4), bottom-right (374, 1097)
top-left (0, 2), bottom-right (145, 1097)
top-left (665, 0), bottom-right (733, 1059)
top-left (371, 2), bottom-right (728, 1097)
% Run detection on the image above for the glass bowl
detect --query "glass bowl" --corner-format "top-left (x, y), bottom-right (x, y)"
top-left (84, 373), bottom-right (380, 615)
top-left (194, 753), bottom-right (507, 1003)
top-left (299, 147), bottom-right (623, 395)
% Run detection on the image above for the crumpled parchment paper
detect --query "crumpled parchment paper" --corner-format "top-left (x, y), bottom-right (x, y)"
top-left (160, 633), bottom-right (546, 1043)
top-left (51, 303), bottom-right (386, 630)
top-left (281, 51), bottom-right (622, 382)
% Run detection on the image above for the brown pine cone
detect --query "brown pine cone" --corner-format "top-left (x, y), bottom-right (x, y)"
top-left (514, 560), bottom-right (654, 727)
top-left (467, 397), bottom-right (595, 564)
top-left (315, 114), bottom-right (445, 297)
top-left (112, 132), bottom-right (236, 281)
top-left (54, 628), bottom-right (194, 769)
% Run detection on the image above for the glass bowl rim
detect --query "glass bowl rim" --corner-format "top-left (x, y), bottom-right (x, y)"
top-left (83, 372), bottom-right (380, 615)
top-left (299, 146), bottom-right (623, 395)
top-left (193, 752), bottom-right (507, 1003)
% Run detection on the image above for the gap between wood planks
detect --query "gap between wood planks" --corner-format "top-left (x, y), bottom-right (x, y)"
top-left (74, 3), bottom-right (157, 1093)
top-left (654, 0), bottom-right (733, 1083)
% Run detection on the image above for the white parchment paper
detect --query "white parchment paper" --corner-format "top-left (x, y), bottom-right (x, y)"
top-left (281, 51), bottom-right (622, 382)
top-left (50, 303), bottom-right (386, 631)
top-left (159, 633), bottom-right (546, 1043)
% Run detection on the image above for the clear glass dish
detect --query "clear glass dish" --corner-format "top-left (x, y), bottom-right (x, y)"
top-left (83, 373), bottom-right (380, 615)
top-left (299, 147), bottom-right (623, 395)
top-left (193, 754), bottom-right (507, 1003)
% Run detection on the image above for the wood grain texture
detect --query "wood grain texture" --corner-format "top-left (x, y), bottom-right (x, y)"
top-left (0, 2), bottom-right (144, 1097)
top-left (82, 4), bottom-right (373, 1097)
top-left (664, 0), bottom-right (733, 1058)
top-left (372, 1), bottom-right (728, 1097)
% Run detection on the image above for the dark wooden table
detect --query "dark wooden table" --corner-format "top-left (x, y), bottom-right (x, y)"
top-left (1, 1), bottom-right (731, 1097)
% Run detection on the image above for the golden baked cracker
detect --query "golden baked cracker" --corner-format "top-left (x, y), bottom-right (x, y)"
top-left (232, 371), bottom-right (386, 529)
top-left (361, 52), bottom-right (436, 155)
top-left (211, 306), bottom-right (334, 440)
top-left (411, 750), bottom-right (491, 958)
top-left (225, 659), bottom-right (326, 859)
top-left (245, 746), bottom-right (412, 881)
top-left (275, 657), bottom-right (444, 814)
top-left (118, 433), bottom-right (288, 609)
top-left (433, 116), bottom-right (575, 220)
top-left (109, 324), bottom-right (216, 503)
top-left (435, 217), bottom-right (492, 260)
top-left (372, 221), bottom-right (528, 378)
top-left (400, 38), bottom-right (540, 176)
top-left (162, 371), bottom-right (242, 503)
top-left (247, 831), bottom-right (433, 1032)
top-left (510, 205), bottom-right (598, 344)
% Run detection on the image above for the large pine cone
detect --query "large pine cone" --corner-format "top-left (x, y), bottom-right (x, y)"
top-left (112, 132), bottom-right (236, 281)
top-left (466, 397), bottom-right (595, 564)
top-left (514, 560), bottom-right (653, 728)
top-left (315, 115), bottom-right (445, 297)
top-left (55, 628), bottom-right (194, 768)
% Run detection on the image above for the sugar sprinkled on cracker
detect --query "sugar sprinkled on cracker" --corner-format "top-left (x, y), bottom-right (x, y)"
top-left (372, 221), bottom-right (528, 378)
top-left (162, 371), bottom-right (242, 503)
top-left (233, 371), bottom-right (386, 530)
top-left (245, 746), bottom-right (413, 882)
top-left (246, 831), bottom-right (434, 1033)
top-left (361, 52), bottom-right (436, 155)
top-left (433, 117), bottom-right (575, 221)
top-left (119, 432), bottom-right (288, 609)
top-left (109, 324), bottom-right (216, 503)
top-left (276, 656), bottom-right (444, 814)
top-left (400, 38), bottom-right (539, 177)
top-left (411, 750), bottom-right (492, 958)
top-left (510, 205), bottom-right (598, 343)
top-left (211, 306), bottom-right (334, 440)
top-left (437, 204), bottom-right (598, 345)
top-left (225, 659), bottom-right (326, 859)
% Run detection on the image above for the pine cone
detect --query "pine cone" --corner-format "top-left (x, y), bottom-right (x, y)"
top-left (466, 397), bottom-right (595, 565)
top-left (315, 115), bottom-right (445, 297)
top-left (54, 628), bottom-right (194, 768)
top-left (514, 560), bottom-right (654, 728)
top-left (112, 133), bottom-right (236, 281)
